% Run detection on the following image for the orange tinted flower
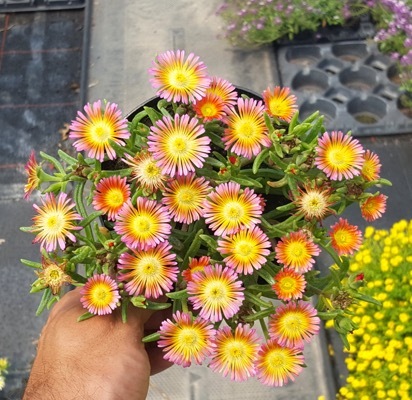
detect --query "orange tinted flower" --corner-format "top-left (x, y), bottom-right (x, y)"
top-left (360, 194), bottom-right (387, 221)
top-left (149, 50), bottom-right (211, 104)
top-left (275, 230), bottom-right (320, 273)
top-left (92, 175), bottom-right (131, 221)
top-left (273, 268), bottom-right (306, 301)
top-left (223, 97), bottom-right (270, 159)
top-left (268, 301), bottom-right (320, 348)
top-left (204, 182), bottom-right (263, 237)
top-left (158, 311), bottom-right (216, 367)
top-left (329, 218), bottom-right (362, 256)
top-left (262, 86), bottom-right (297, 122)
top-left (182, 256), bottom-right (211, 283)
top-left (315, 131), bottom-right (365, 181)
top-left (80, 274), bottom-right (120, 315)
top-left (193, 93), bottom-right (226, 121)
top-left (361, 149), bottom-right (381, 181)
top-left (24, 151), bottom-right (40, 200)
top-left (69, 100), bottom-right (129, 162)
top-left (255, 339), bottom-right (304, 387)
top-left (217, 226), bottom-right (271, 275)
top-left (209, 324), bottom-right (260, 382)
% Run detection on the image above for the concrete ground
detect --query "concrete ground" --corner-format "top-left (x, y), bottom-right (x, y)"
top-left (2, 0), bottom-right (411, 399)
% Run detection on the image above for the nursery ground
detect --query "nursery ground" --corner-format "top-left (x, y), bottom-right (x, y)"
top-left (1, 1), bottom-right (412, 399)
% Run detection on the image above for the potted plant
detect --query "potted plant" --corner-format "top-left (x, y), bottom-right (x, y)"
top-left (20, 49), bottom-right (391, 387)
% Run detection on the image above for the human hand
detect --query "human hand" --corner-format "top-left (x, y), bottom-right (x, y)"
top-left (23, 288), bottom-right (172, 400)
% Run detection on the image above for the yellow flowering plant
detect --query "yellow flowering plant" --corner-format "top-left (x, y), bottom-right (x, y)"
top-left (0, 358), bottom-right (9, 392)
top-left (20, 50), bottom-right (391, 386)
top-left (332, 220), bottom-right (412, 400)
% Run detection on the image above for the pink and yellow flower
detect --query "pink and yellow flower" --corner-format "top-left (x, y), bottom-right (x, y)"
top-left (262, 86), bottom-right (298, 122)
top-left (223, 97), bottom-right (270, 159)
top-left (255, 339), bottom-right (304, 387)
top-left (275, 230), bottom-right (320, 273)
top-left (162, 173), bottom-right (211, 224)
top-left (193, 93), bottom-right (226, 121)
top-left (69, 100), bottom-right (130, 162)
top-left (203, 182), bottom-right (263, 237)
top-left (23, 151), bottom-right (40, 200)
top-left (361, 150), bottom-right (381, 181)
top-left (158, 311), bottom-right (216, 367)
top-left (149, 50), bottom-right (211, 104)
top-left (80, 274), bottom-right (120, 315)
top-left (217, 225), bottom-right (271, 275)
top-left (268, 301), bottom-right (320, 348)
top-left (92, 175), bottom-right (131, 221)
top-left (182, 256), bottom-right (211, 283)
top-left (114, 198), bottom-right (171, 250)
top-left (148, 113), bottom-right (211, 177)
top-left (209, 324), bottom-right (260, 382)
top-left (273, 268), bottom-right (306, 301)
top-left (117, 241), bottom-right (178, 299)
top-left (187, 264), bottom-right (244, 323)
top-left (122, 151), bottom-right (167, 193)
top-left (31, 192), bottom-right (82, 252)
top-left (315, 131), bottom-right (365, 181)
top-left (329, 218), bottom-right (362, 256)
top-left (207, 76), bottom-right (238, 106)
top-left (360, 193), bottom-right (388, 222)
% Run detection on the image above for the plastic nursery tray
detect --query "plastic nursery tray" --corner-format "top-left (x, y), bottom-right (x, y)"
top-left (275, 41), bottom-right (412, 137)
top-left (276, 15), bottom-right (375, 46)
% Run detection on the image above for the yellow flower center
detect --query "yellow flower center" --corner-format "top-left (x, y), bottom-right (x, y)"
top-left (201, 103), bottom-right (217, 117)
top-left (44, 266), bottom-right (63, 284)
top-left (226, 342), bottom-right (245, 359)
top-left (225, 202), bottom-right (244, 221)
top-left (90, 283), bottom-right (112, 305)
top-left (287, 242), bottom-right (305, 258)
top-left (268, 351), bottom-right (285, 367)
top-left (236, 241), bottom-right (253, 257)
top-left (206, 281), bottom-right (227, 300)
top-left (45, 213), bottom-right (66, 233)
top-left (144, 161), bottom-right (161, 177)
top-left (328, 148), bottom-right (351, 167)
top-left (106, 188), bottom-right (125, 208)
top-left (279, 277), bottom-right (297, 292)
top-left (281, 311), bottom-right (308, 332)
top-left (170, 135), bottom-right (189, 154)
top-left (335, 230), bottom-right (348, 245)
top-left (170, 70), bottom-right (190, 88)
top-left (238, 121), bottom-right (255, 138)
top-left (133, 216), bottom-right (152, 233)
top-left (91, 122), bottom-right (112, 143)
top-left (302, 192), bottom-right (327, 215)
top-left (180, 329), bottom-right (199, 347)
top-left (140, 257), bottom-right (161, 276)
top-left (177, 188), bottom-right (196, 205)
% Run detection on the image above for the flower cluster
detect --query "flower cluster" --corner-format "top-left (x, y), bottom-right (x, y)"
top-left (21, 50), bottom-right (391, 387)
top-left (216, 0), bottom-right (412, 109)
top-left (216, 0), bottom-right (350, 47)
top-left (368, 0), bottom-right (412, 108)
top-left (0, 358), bottom-right (8, 392)
top-left (330, 220), bottom-right (412, 400)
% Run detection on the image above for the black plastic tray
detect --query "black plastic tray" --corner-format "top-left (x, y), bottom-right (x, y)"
top-left (0, 0), bottom-right (85, 13)
top-left (275, 41), bottom-right (412, 136)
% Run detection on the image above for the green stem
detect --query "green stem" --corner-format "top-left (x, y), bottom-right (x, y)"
top-left (74, 181), bottom-right (94, 241)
